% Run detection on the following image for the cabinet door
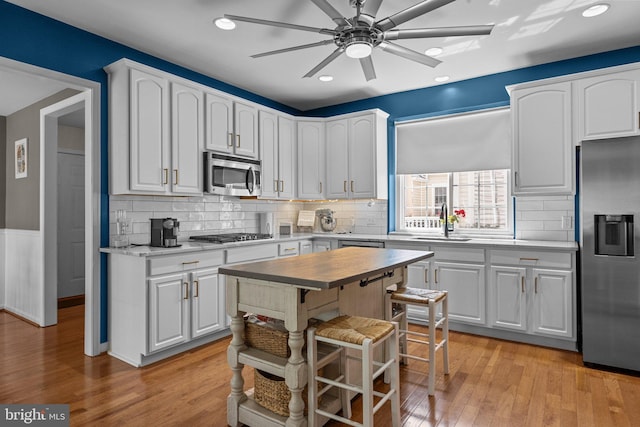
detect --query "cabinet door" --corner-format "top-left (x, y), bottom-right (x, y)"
top-left (325, 118), bottom-right (349, 199)
top-left (532, 269), bottom-right (573, 338)
top-left (313, 240), bottom-right (331, 252)
top-left (435, 261), bottom-right (485, 324)
top-left (511, 82), bottom-right (573, 195)
top-left (300, 240), bottom-right (313, 254)
top-left (576, 70), bottom-right (640, 141)
top-left (234, 101), bottom-right (258, 158)
top-left (490, 266), bottom-right (527, 331)
top-left (129, 68), bottom-right (170, 193)
top-left (205, 92), bottom-right (233, 154)
top-left (191, 268), bottom-right (223, 338)
top-left (349, 115), bottom-right (376, 198)
top-left (297, 121), bottom-right (325, 199)
top-left (171, 82), bottom-right (203, 195)
top-left (404, 261), bottom-right (431, 321)
top-left (259, 110), bottom-right (278, 198)
top-left (277, 116), bottom-right (296, 199)
top-left (148, 273), bottom-right (189, 352)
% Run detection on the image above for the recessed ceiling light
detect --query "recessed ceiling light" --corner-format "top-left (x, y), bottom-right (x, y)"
top-left (425, 47), bottom-right (443, 56)
top-left (214, 17), bottom-right (236, 30)
top-left (318, 75), bottom-right (333, 82)
top-left (435, 75), bottom-right (450, 83)
top-left (582, 4), bottom-right (609, 18)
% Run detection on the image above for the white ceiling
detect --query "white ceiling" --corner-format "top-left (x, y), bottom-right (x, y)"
top-left (4, 0), bottom-right (640, 111)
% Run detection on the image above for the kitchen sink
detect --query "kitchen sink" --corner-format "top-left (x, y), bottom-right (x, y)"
top-left (412, 236), bottom-right (471, 242)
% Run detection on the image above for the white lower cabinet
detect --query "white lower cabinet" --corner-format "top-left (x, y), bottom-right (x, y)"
top-left (434, 261), bottom-right (485, 325)
top-left (108, 250), bottom-right (226, 367)
top-left (489, 250), bottom-right (574, 341)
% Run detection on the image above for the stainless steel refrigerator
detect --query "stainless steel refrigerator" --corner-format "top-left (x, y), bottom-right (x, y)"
top-left (581, 136), bottom-right (640, 372)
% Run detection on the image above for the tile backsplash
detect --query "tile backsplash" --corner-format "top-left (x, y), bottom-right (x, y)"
top-left (109, 195), bottom-right (389, 245)
top-left (515, 195), bottom-right (576, 241)
top-left (109, 194), bottom-right (575, 245)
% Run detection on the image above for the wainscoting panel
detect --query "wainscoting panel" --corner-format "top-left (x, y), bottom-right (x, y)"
top-left (4, 229), bottom-right (42, 324)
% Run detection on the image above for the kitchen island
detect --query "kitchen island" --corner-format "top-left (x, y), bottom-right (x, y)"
top-left (220, 247), bottom-right (433, 427)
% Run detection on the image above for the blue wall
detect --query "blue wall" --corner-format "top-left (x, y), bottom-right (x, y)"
top-left (2, 0), bottom-right (640, 343)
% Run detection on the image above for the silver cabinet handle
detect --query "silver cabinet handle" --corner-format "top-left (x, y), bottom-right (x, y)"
top-left (319, 182), bottom-right (322, 193)
top-left (236, 134), bottom-right (240, 148)
top-left (435, 268), bottom-right (438, 284)
top-left (280, 180), bottom-right (284, 192)
top-left (351, 180), bottom-right (354, 193)
top-left (174, 169), bottom-right (178, 185)
top-left (194, 280), bottom-right (199, 298)
top-left (183, 282), bottom-right (189, 300)
top-left (521, 276), bottom-right (525, 293)
top-left (227, 132), bottom-right (233, 147)
top-left (424, 268), bottom-right (429, 284)
top-left (274, 180), bottom-right (279, 192)
top-left (534, 277), bottom-right (538, 293)
top-left (163, 168), bottom-right (169, 185)
top-left (343, 181), bottom-right (347, 193)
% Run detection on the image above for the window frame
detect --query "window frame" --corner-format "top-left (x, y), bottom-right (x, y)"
top-left (395, 171), bottom-right (513, 237)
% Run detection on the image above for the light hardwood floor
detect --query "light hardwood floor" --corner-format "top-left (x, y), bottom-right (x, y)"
top-left (1, 305), bottom-right (639, 426)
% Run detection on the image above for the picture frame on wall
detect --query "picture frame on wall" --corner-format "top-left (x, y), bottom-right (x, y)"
top-left (15, 138), bottom-right (28, 179)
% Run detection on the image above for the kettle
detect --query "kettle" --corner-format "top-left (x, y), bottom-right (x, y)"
top-left (316, 209), bottom-right (337, 232)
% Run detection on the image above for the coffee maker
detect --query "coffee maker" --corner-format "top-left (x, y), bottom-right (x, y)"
top-left (150, 218), bottom-right (181, 247)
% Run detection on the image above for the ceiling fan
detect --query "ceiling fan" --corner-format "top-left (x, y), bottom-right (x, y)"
top-left (224, 0), bottom-right (494, 81)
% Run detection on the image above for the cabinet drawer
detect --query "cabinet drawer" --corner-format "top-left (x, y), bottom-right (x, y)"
top-left (279, 242), bottom-right (299, 257)
top-left (226, 243), bottom-right (278, 264)
top-left (490, 250), bottom-right (572, 269)
top-left (148, 250), bottom-right (224, 276)
top-left (431, 246), bottom-right (485, 263)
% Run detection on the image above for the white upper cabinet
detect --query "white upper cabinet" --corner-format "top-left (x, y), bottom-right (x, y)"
top-left (297, 120), bottom-right (325, 200)
top-left (106, 60), bottom-right (203, 196)
top-left (259, 111), bottom-right (296, 199)
top-left (205, 92), bottom-right (258, 159)
top-left (574, 69), bottom-right (640, 141)
top-left (510, 81), bottom-right (573, 195)
top-left (325, 110), bottom-right (388, 199)
top-left (129, 68), bottom-right (170, 194)
top-left (171, 82), bottom-right (203, 195)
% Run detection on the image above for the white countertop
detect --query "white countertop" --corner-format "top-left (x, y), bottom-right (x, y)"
top-left (101, 232), bottom-right (577, 257)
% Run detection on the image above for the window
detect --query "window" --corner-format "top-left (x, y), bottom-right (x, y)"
top-left (398, 169), bottom-right (511, 234)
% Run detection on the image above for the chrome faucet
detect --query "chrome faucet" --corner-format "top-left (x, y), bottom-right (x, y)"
top-left (441, 202), bottom-right (449, 238)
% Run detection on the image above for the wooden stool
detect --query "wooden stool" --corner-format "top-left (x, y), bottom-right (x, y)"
top-left (307, 315), bottom-right (401, 427)
top-left (385, 287), bottom-right (449, 396)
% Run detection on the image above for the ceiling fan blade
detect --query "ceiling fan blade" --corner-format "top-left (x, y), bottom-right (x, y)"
top-left (362, 0), bottom-right (384, 21)
top-left (359, 56), bottom-right (377, 81)
top-left (376, 0), bottom-right (456, 32)
top-left (303, 47), bottom-right (344, 78)
top-left (251, 40), bottom-right (335, 58)
top-left (384, 25), bottom-right (494, 40)
top-left (224, 14), bottom-right (336, 36)
top-left (379, 41), bottom-right (442, 67)
top-left (309, 0), bottom-right (351, 27)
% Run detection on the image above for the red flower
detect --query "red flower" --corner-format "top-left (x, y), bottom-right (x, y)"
top-left (454, 209), bottom-right (466, 218)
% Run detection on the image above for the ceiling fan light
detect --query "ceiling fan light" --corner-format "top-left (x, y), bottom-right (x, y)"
top-left (214, 17), bottom-right (236, 30)
top-left (425, 47), bottom-right (443, 56)
top-left (345, 42), bottom-right (372, 59)
top-left (582, 4), bottom-right (609, 17)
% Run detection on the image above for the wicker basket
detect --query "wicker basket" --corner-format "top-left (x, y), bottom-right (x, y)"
top-left (244, 321), bottom-right (289, 358)
top-left (254, 369), bottom-right (316, 417)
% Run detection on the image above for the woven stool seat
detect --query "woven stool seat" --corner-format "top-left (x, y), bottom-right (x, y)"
top-left (390, 288), bottom-right (446, 305)
top-left (315, 315), bottom-right (395, 345)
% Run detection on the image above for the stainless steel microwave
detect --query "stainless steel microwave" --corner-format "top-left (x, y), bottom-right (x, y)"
top-left (204, 153), bottom-right (262, 197)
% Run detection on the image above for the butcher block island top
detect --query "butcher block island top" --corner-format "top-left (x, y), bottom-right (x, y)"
top-left (219, 247), bottom-right (434, 289)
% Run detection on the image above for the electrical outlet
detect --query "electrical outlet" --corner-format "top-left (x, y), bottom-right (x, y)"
top-left (561, 215), bottom-right (574, 230)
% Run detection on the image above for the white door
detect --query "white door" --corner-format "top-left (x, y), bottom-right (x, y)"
top-left (191, 268), bottom-right (223, 338)
top-left (234, 101), bottom-right (258, 158)
top-left (57, 152), bottom-right (85, 298)
top-left (171, 82), bottom-right (203, 194)
top-left (205, 92), bottom-right (234, 154)
top-left (490, 266), bottom-right (527, 331)
top-left (277, 116), bottom-right (296, 199)
top-left (349, 115), bottom-right (376, 198)
top-left (297, 121), bottom-right (325, 199)
top-left (532, 269), bottom-right (573, 338)
top-left (148, 273), bottom-right (189, 352)
top-left (325, 118), bottom-right (349, 199)
top-left (259, 110), bottom-right (278, 198)
top-left (435, 261), bottom-right (485, 324)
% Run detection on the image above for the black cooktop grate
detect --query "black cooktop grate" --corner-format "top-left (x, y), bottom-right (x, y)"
top-left (189, 233), bottom-right (273, 244)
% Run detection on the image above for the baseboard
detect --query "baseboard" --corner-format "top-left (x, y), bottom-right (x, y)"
top-left (58, 295), bottom-right (85, 309)
top-left (2, 308), bottom-right (41, 328)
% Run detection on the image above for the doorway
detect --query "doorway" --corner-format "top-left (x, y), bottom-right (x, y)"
top-left (0, 56), bottom-right (101, 356)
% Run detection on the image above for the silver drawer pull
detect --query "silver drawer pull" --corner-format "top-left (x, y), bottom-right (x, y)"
top-left (519, 257), bottom-right (539, 262)
top-left (182, 260), bottom-right (199, 265)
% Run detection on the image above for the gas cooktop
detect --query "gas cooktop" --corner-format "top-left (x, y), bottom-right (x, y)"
top-left (189, 233), bottom-right (273, 244)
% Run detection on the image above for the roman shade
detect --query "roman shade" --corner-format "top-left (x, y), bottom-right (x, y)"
top-left (396, 107), bottom-right (511, 174)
